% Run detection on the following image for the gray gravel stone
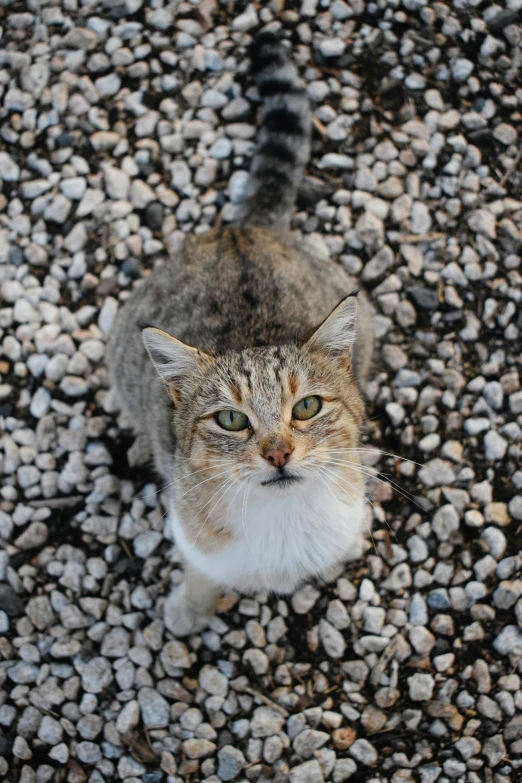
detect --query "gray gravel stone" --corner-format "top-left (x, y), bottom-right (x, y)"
top-left (25, 596), bottom-right (55, 631)
top-left (292, 585), bottom-right (320, 614)
top-left (231, 4), bottom-right (258, 31)
top-left (319, 619), bottom-right (346, 659)
top-left (432, 505), bottom-right (459, 541)
top-left (160, 640), bottom-right (192, 672)
top-left (14, 522), bottom-right (48, 549)
top-left (408, 673), bottom-right (435, 701)
top-left (319, 38), bottom-right (345, 58)
top-left (81, 657), bottom-right (112, 694)
top-left (349, 738), bottom-right (378, 765)
top-left (37, 716), bottom-right (63, 745)
top-left (494, 626), bottom-right (522, 655)
top-left (251, 706), bottom-right (285, 738)
top-left (509, 496), bottom-right (522, 520)
top-left (289, 760), bottom-right (325, 783)
top-left (293, 729), bottom-right (330, 759)
top-left (138, 687), bottom-right (169, 728)
top-left (217, 745), bottom-right (246, 780)
top-left (484, 430), bottom-right (508, 460)
top-left (199, 664), bottom-right (228, 697)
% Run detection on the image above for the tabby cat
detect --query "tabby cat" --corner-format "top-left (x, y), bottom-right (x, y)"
top-left (107, 32), bottom-right (373, 636)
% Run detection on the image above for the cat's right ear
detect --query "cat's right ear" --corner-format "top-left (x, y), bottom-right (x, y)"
top-left (142, 327), bottom-right (211, 404)
top-left (305, 295), bottom-right (357, 359)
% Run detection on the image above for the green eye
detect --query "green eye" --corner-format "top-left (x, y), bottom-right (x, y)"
top-left (292, 396), bottom-right (322, 421)
top-left (216, 410), bottom-right (249, 431)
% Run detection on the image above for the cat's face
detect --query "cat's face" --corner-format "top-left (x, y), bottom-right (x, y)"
top-left (174, 344), bottom-right (364, 490)
top-left (143, 296), bottom-right (365, 500)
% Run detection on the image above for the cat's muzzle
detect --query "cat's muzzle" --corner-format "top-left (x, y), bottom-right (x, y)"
top-left (261, 469), bottom-right (302, 488)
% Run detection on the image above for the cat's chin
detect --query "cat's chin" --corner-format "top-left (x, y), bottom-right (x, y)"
top-left (260, 473), bottom-right (302, 489)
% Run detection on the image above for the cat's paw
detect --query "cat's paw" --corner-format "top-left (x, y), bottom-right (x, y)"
top-left (164, 589), bottom-right (210, 637)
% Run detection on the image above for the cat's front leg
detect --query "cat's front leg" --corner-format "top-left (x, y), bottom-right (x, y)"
top-left (164, 564), bottom-right (221, 637)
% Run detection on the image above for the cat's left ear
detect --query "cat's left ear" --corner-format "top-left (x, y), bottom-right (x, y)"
top-left (305, 295), bottom-right (357, 360)
top-left (142, 327), bottom-right (211, 404)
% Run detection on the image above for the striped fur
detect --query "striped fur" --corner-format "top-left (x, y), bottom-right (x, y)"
top-left (234, 32), bottom-right (312, 230)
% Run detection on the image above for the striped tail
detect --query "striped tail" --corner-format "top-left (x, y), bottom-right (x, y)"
top-left (234, 32), bottom-right (312, 230)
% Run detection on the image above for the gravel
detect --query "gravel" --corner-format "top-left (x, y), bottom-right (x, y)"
top-left (1, 2), bottom-right (521, 782)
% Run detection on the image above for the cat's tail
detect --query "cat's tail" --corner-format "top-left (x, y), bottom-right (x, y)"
top-left (234, 32), bottom-right (312, 230)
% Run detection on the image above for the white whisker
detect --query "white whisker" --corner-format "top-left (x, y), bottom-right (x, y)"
top-left (321, 463), bottom-right (402, 543)
top-left (325, 448), bottom-right (442, 476)
top-left (193, 476), bottom-right (236, 545)
top-left (241, 481), bottom-right (254, 558)
top-left (316, 466), bottom-right (377, 556)
top-left (154, 466), bottom-right (237, 528)
top-left (126, 457), bottom-right (231, 505)
top-left (174, 467), bottom-right (237, 504)
top-left (319, 463), bottom-right (375, 510)
top-left (325, 459), bottom-right (425, 511)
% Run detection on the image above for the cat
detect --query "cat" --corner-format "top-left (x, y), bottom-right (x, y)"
top-left (107, 32), bottom-right (373, 636)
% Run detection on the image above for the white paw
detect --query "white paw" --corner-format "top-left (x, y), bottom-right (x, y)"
top-left (164, 589), bottom-right (210, 637)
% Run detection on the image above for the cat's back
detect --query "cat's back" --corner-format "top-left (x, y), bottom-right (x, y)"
top-left (108, 225), bottom-right (357, 399)
top-left (158, 226), bottom-right (355, 352)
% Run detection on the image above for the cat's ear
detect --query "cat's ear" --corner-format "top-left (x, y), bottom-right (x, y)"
top-left (305, 295), bottom-right (357, 359)
top-left (142, 327), bottom-right (211, 403)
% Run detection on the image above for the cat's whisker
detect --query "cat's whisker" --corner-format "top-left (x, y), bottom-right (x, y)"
top-left (147, 502), bottom-right (174, 529)
top-left (193, 476), bottom-right (236, 545)
top-left (177, 457), bottom-right (233, 475)
top-left (154, 467), bottom-right (237, 529)
top-left (241, 481), bottom-right (254, 560)
top-left (174, 467), bottom-right (238, 504)
top-left (97, 492), bottom-right (174, 548)
top-left (361, 412), bottom-right (385, 424)
top-left (312, 432), bottom-right (346, 450)
top-left (183, 459), bottom-right (233, 470)
top-left (125, 461), bottom-right (232, 509)
top-left (188, 473), bottom-right (237, 527)
top-left (318, 464), bottom-right (376, 510)
top-left (317, 465), bottom-right (380, 546)
top-left (316, 467), bottom-right (378, 556)
top-left (313, 471), bottom-right (354, 568)
top-left (325, 459), bottom-right (426, 512)
top-left (326, 448), bottom-right (443, 477)
top-left (127, 475), bottom-right (176, 506)
top-left (177, 462), bottom-right (233, 485)
top-left (227, 476), bottom-right (253, 556)
top-left (229, 476), bottom-right (246, 511)
top-left (322, 462), bottom-right (402, 544)
top-left (195, 477), bottom-right (236, 541)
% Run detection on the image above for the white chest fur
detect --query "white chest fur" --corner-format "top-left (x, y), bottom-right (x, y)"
top-left (167, 480), bottom-right (365, 594)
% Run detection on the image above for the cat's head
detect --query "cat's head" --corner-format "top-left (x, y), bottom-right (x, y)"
top-left (143, 295), bottom-right (365, 494)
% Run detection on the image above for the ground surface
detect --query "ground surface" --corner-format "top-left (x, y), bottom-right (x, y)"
top-left (1, 1), bottom-right (522, 782)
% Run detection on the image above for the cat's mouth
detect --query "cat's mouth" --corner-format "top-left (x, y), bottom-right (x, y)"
top-left (261, 472), bottom-right (302, 488)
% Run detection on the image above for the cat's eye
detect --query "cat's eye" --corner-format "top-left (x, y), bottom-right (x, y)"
top-left (216, 410), bottom-right (250, 431)
top-left (292, 395), bottom-right (322, 421)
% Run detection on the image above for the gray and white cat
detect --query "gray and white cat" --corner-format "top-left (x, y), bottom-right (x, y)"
top-left (107, 33), bottom-right (373, 636)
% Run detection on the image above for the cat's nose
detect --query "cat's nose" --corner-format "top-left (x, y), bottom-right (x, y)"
top-left (263, 446), bottom-right (293, 467)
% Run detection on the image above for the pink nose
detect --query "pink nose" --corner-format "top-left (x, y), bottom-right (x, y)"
top-left (263, 447), bottom-right (293, 467)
